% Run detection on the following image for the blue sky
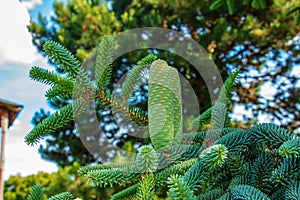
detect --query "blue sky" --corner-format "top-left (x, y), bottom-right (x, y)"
top-left (0, 0), bottom-right (299, 181)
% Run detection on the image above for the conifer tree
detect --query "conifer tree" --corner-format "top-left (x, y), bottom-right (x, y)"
top-left (27, 36), bottom-right (300, 199)
top-left (28, 0), bottom-right (300, 167)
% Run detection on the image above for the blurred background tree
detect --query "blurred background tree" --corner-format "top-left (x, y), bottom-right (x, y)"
top-left (4, 162), bottom-right (114, 199)
top-left (27, 0), bottom-right (300, 167)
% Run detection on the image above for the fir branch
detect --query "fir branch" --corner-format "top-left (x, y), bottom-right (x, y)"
top-left (231, 184), bottom-right (270, 200)
top-left (199, 144), bottom-right (228, 170)
top-left (86, 166), bottom-right (141, 187)
top-left (111, 184), bottom-right (138, 200)
top-left (43, 41), bottom-right (92, 88)
top-left (30, 66), bottom-right (74, 88)
top-left (97, 66), bottom-right (113, 88)
top-left (271, 157), bottom-right (300, 187)
top-left (45, 86), bottom-right (73, 100)
top-left (48, 192), bottom-right (74, 200)
top-left (182, 145), bottom-right (228, 191)
top-left (225, 152), bottom-right (246, 177)
top-left (96, 35), bottom-right (115, 88)
top-left (278, 138), bottom-right (300, 158)
top-left (112, 159), bottom-right (198, 199)
top-left (24, 100), bottom-right (84, 145)
top-left (180, 128), bottom-right (237, 145)
top-left (213, 169), bottom-right (233, 190)
top-left (219, 192), bottom-right (231, 200)
top-left (214, 129), bottom-right (251, 151)
top-left (251, 153), bottom-right (274, 193)
top-left (136, 173), bottom-right (156, 200)
top-left (217, 70), bottom-right (240, 104)
top-left (228, 175), bottom-right (252, 189)
top-left (43, 41), bottom-right (80, 78)
top-left (192, 70), bottom-right (239, 131)
top-left (180, 131), bottom-right (207, 145)
top-left (167, 174), bottom-right (195, 200)
top-left (155, 144), bottom-right (200, 167)
top-left (196, 188), bottom-right (224, 200)
top-left (80, 162), bottom-right (135, 174)
top-left (179, 162), bottom-right (209, 191)
top-left (270, 187), bottom-right (286, 200)
top-left (77, 161), bottom-right (135, 177)
top-left (192, 107), bottom-right (212, 131)
top-left (136, 145), bottom-right (158, 173)
top-left (155, 158), bottom-right (198, 188)
top-left (285, 181), bottom-right (300, 200)
top-left (96, 92), bottom-right (148, 125)
top-left (250, 123), bottom-right (293, 148)
top-left (169, 144), bottom-right (202, 162)
top-left (211, 102), bottom-right (227, 130)
top-left (121, 54), bottom-right (157, 99)
top-left (27, 185), bottom-right (43, 200)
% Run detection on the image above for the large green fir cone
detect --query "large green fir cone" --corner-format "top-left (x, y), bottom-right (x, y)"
top-left (149, 59), bottom-right (182, 151)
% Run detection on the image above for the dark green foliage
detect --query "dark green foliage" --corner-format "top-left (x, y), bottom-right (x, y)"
top-left (279, 138), bottom-right (300, 158)
top-left (250, 154), bottom-right (274, 193)
top-left (270, 187), bottom-right (286, 200)
top-left (271, 157), bottom-right (300, 187)
top-left (285, 181), bottom-right (300, 200)
top-left (250, 123), bottom-right (293, 148)
top-left (196, 188), bottom-right (224, 200)
top-left (230, 184), bottom-right (270, 200)
top-left (225, 152), bottom-right (246, 177)
top-left (210, 0), bottom-right (268, 14)
top-left (25, 100), bottom-right (84, 145)
top-left (214, 130), bottom-right (250, 151)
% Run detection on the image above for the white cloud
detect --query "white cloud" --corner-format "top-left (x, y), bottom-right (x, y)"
top-left (0, 0), bottom-right (37, 65)
top-left (20, 0), bottom-right (43, 9)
